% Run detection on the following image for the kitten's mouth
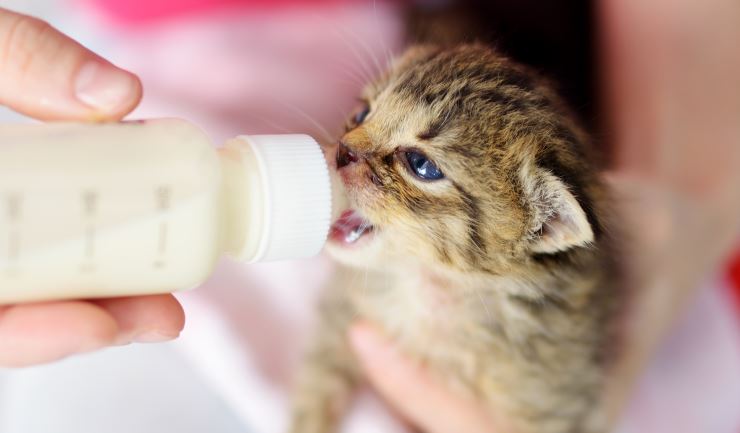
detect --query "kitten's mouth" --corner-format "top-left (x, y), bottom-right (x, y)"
top-left (329, 210), bottom-right (375, 246)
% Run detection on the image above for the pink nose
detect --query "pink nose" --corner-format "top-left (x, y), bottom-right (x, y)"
top-left (336, 141), bottom-right (359, 169)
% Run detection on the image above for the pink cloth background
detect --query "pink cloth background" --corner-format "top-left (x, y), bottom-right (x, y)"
top-left (84, 0), bottom-right (349, 24)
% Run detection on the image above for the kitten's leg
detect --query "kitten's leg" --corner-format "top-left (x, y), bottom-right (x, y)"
top-left (290, 272), bottom-right (362, 433)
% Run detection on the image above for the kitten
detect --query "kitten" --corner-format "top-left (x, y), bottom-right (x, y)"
top-left (291, 44), bottom-right (619, 433)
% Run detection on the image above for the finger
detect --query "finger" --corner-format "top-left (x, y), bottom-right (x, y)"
top-left (0, 301), bottom-right (119, 367)
top-left (349, 322), bottom-right (506, 433)
top-left (94, 294), bottom-right (185, 344)
top-left (0, 8), bottom-right (142, 121)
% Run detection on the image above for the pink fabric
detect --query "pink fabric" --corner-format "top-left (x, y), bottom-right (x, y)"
top-left (82, 0), bottom-right (375, 24)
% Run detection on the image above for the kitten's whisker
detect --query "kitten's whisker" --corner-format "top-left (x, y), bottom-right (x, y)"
top-left (329, 61), bottom-right (369, 88)
top-left (334, 72), bottom-right (366, 90)
top-left (329, 15), bottom-right (385, 79)
top-left (334, 34), bottom-right (376, 83)
top-left (474, 288), bottom-right (493, 325)
top-left (372, 0), bottom-right (395, 71)
top-left (271, 97), bottom-right (336, 144)
top-left (250, 112), bottom-right (294, 134)
top-left (308, 12), bottom-right (376, 83)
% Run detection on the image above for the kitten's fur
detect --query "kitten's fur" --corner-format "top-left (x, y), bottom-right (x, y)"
top-left (291, 44), bottom-right (618, 433)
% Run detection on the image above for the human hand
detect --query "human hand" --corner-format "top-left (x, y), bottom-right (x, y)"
top-left (600, 0), bottom-right (740, 419)
top-left (349, 322), bottom-right (511, 433)
top-left (0, 8), bottom-right (184, 368)
top-left (0, 7), bottom-right (141, 120)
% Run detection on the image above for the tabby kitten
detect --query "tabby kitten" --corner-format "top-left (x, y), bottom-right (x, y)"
top-left (291, 44), bottom-right (618, 433)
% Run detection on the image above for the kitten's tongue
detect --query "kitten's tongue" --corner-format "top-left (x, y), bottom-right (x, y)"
top-left (329, 210), bottom-right (374, 245)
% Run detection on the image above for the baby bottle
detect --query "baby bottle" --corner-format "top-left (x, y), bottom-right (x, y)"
top-left (0, 119), bottom-right (332, 304)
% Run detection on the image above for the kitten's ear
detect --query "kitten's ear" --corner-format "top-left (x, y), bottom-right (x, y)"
top-left (393, 45), bottom-right (441, 70)
top-left (524, 169), bottom-right (594, 254)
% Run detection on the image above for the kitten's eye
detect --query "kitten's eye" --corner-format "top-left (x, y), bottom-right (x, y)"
top-left (404, 151), bottom-right (444, 181)
top-left (353, 105), bottom-right (370, 125)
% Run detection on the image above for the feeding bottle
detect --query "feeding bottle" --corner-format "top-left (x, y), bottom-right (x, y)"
top-left (0, 119), bottom-right (333, 304)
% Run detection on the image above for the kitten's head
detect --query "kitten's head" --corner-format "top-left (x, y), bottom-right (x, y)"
top-left (327, 45), bottom-right (603, 278)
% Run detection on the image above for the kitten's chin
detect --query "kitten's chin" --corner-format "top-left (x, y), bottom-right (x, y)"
top-left (325, 209), bottom-right (386, 267)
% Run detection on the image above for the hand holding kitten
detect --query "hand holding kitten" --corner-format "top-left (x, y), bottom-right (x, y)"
top-left (350, 322), bottom-right (509, 433)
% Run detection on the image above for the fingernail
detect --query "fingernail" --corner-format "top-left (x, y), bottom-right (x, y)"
top-left (75, 61), bottom-right (138, 113)
top-left (133, 329), bottom-right (179, 343)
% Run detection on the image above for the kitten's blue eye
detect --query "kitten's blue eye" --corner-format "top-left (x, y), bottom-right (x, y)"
top-left (404, 151), bottom-right (444, 181)
top-left (354, 105), bottom-right (370, 125)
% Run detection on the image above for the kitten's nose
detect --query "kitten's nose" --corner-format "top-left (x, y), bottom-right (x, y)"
top-left (336, 141), bottom-right (359, 169)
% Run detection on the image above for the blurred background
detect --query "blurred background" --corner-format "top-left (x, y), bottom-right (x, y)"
top-left (0, 1), bottom-right (738, 432)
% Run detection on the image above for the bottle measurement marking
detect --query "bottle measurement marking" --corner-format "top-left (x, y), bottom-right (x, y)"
top-left (154, 186), bottom-right (170, 269)
top-left (79, 190), bottom-right (98, 273)
top-left (157, 221), bottom-right (168, 254)
top-left (5, 194), bottom-right (21, 277)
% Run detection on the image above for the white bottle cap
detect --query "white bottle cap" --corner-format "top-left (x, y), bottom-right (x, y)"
top-left (236, 134), bottom-right (332, 263)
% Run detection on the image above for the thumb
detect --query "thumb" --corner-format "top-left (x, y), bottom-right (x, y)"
top-left (0, 8), bottom-right (141, 121)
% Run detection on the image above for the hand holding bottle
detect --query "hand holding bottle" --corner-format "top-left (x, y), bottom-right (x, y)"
top-left (0, 7), bottom-right (184, 367)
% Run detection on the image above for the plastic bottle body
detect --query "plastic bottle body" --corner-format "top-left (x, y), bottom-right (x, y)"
top-left (0, 119), bottom-right (331, 304)
top-left (0, 120), bottom-right (225, 303)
